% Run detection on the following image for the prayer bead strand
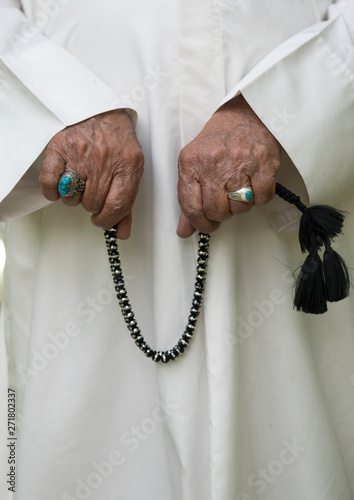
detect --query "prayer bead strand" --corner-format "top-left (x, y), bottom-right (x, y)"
top-left (104, 229), bottom-right (210, 362)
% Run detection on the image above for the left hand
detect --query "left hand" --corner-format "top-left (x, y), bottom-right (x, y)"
top-left (177, 94), bottom-right (281, 237)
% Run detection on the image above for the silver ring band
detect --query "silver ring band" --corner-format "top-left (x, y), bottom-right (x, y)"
top-left (227, 186), bottom-right (253, 203)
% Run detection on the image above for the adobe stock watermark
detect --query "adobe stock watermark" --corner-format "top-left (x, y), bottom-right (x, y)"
top-left (326, 38), bottom-right (354, 85)
top-left (268, 102), bottom-right (306, 136)
top-left (219, 0), bottom-right (243, 13)
top-left (8, 0), bottom-right (72, 54)
top-left (319, 38), bottom-right (354, 90)
top-left (17, 277), bottom-right (126, 385)
top-left (110, 64), bottom-right (169, 109)
top-left (6, 0), bottom-right (169, 109)
top-left (223, 269), bottom-right (294, 349)
top-left (223, 288), bottom-right (286, 348)
top-left (269, 39), bottom-right (354, 135)
top-left (61, 397), bottom-right (179, 500)
top-left (223, 268), bottom-right (294, 348)
top-left (337, 41), bottom-right (354, 68)
top-left (236, 439), bottom-right (306, 499)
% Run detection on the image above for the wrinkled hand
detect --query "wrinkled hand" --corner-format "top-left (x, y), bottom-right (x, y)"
top-left (177, 95), bottom-right (281, 238)
top-left (40, 109), bottom-right (144, 239)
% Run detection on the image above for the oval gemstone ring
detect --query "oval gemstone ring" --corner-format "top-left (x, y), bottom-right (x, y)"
top-left (58, 171), bottom-right (86, 197)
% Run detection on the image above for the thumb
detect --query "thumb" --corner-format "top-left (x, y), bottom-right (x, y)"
top-left (116, 212), bottom-right (132, 240)
top-left (177, 213), bottom-right (196, 238)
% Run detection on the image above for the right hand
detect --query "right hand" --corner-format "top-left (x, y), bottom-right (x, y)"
top-left (39, 109), bottom-right (144, 239)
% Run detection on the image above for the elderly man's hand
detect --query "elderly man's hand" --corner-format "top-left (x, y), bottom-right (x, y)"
top-left (177, 95), bottom-right (281, 238)
top-left (39, 109), bottom-right (144, 239)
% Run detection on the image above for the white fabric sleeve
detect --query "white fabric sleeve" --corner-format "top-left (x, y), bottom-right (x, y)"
top-left (0, 0), bottom-right (136, 221)
top-left (219, 0), bottom-right (354, 210)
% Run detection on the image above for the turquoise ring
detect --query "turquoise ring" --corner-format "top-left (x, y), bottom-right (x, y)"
top-left (58, 171), bottom-right (85, 197)
top-left (227, 187), bottom-right (253, 203)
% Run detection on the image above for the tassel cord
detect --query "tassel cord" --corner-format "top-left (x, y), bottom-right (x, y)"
top-left (275, 183), bottom-right (307, 213)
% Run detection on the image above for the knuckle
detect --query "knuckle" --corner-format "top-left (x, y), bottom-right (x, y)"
top-left (46, 137), bottom-right (66, 158)
top-left (178, 148), bottom-right (198, 169)
top-left (204, 148), bottom-right (222, 165)
top-left (120, 148), bottom-right (145, 175)
top-left (179, 147), bottom-right (221, 169)
top-left (46, 135), bottom-right (63, 151)
top-left (269, 157), bottom-right (281, 174)
top-left (132, 147), bottom-right (144, 166)
top-left (255, 144), bottom-right (269, 165)
top-left (68, 132), bottom-right (88, 153)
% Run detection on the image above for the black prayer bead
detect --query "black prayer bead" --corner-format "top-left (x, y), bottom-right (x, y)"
top-left (168, 350), bottom-right (177, 360)
top-left (153, 352), bottom-right (162, 362)
top-left (161, 353), bottom-right (169, 363)
top-left (130, 329), bottom-right (141, 339)
top-left (140, 342), bottom-right (149, 352)
top-left (172, 347), bottom-right (180, 358)
top-left (175, 344), bottom-right (184, 354)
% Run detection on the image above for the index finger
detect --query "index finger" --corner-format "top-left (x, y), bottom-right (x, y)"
top-left (39, 150), bottom-right (66, 201)
top-left (90, 175), bottom-right (139, 230)
top-left (178, 179), bottom-right (220, 234)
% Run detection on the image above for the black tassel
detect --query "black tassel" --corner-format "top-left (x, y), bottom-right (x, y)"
top-left (299, 205), bottom-right (346, 252)
top-left (323, 245), bottom-right (350, 302)
top-left (275, 183), bottom-right (350, 314)
top-left (293, 252), bottom-right (327, 314)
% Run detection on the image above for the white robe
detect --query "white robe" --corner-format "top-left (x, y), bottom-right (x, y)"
top-left (1, 1), bottom-right (354, 499)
